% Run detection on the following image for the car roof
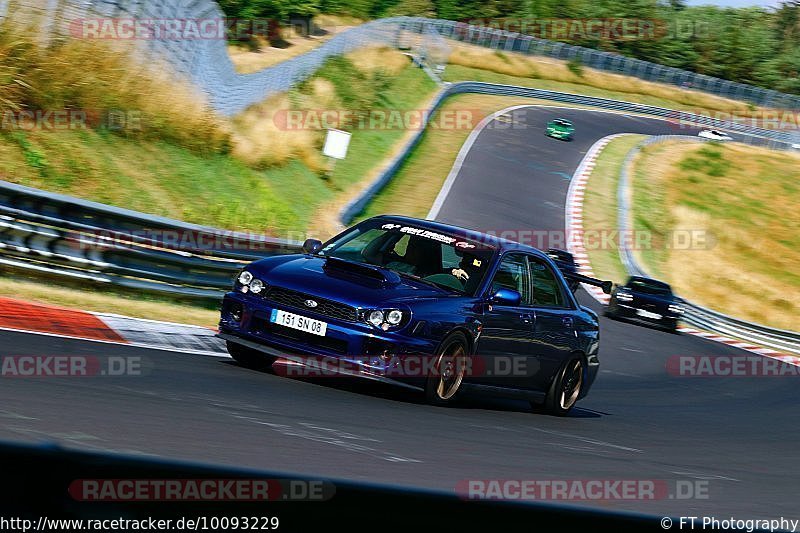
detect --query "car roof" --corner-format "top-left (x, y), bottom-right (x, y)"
top-left (367, 215), bottom-right (550, 258)
top-left (627, 275), bottom-right (671, 288)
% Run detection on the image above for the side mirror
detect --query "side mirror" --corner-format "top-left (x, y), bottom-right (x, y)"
top-left (490, 288), bottom-right (521, 306)
top-left (601, 281), bottom-right (613, 294)
top-left (302, 238), bottom-right (323, 254)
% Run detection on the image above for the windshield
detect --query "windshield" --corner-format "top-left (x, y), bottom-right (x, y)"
top-left (627, 278), bottom-right (673, 295)
top-left (320, 221), bottom-right (496, 295)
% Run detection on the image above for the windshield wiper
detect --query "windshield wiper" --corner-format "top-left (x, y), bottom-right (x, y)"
top-left (394, 271), bottom-right (461, 294)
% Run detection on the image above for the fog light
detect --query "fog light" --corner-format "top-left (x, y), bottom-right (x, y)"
top-left (230, 303), bottom-right (243, 323)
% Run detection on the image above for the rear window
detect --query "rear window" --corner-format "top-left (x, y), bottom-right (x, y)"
top-left (627, 278), bottom-right (672, 295)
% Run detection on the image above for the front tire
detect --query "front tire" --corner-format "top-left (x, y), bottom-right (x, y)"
top-left (227, 341), bottom-right (276, 370)
top-left (425, 332), bottom-right (469, 406)
top-left (544, 356), bottom-right (584, 416)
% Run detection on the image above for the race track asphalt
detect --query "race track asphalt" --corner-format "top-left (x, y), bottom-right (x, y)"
top-left (0, 107), bottom-right (795, 517)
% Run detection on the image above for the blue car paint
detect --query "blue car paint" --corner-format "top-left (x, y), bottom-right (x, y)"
top-left (219, 215), bottom-right (600, 401)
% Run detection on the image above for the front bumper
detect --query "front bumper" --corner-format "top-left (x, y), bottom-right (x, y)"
top-left (219, 292), bottom-right (437, 388)
top-left (609, 303), bottom-right (680, 327)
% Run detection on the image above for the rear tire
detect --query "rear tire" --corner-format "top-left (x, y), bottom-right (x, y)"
top-left (543, 356), bottom-right (584, 416)
top-left (227, 341), bottom-right (276, 370)
top-left (425, 332), bottom-right (469, 406)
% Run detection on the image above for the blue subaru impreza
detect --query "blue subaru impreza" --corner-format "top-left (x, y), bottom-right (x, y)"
top-left (218, 215), bottom-right (609, 415)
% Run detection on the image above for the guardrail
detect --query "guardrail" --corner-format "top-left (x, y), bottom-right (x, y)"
top-left (1, 82), bottom-right (796, 304)
top-left (616, 135), bottom-right (800, 355)
top-left (0, 180), bottom-right (301, 301)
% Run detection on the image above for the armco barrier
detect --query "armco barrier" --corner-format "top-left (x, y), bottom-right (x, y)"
top-left (0, 83), bottom-right (796, 303)
top-left (0, 180), bottom-right (302, 300)
top-left (616, 135), bottom-right (800, 355)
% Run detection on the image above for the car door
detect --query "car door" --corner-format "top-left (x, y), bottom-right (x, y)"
top-left (525, 255), bottom-right (580, 392)
top-left (472, 253), bottom-right (536, 387)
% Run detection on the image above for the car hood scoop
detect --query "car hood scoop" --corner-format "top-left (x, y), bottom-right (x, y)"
top-left (322, 256), bottom-right (401, 287)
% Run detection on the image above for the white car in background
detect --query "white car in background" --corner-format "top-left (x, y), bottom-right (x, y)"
top-left (698, 129), bottom-right (733, 141)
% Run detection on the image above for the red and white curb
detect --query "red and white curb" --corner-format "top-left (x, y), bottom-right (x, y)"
top-left (565, 134), bottom-right (622, 305)
top-left (565, 137), bottom-right (800, 366)
top-left (0, 297), bottom-right (226, 356)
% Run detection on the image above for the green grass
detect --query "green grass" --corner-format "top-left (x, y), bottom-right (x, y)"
top-left (631, 143), bottom-right (671, 280)
top-left (581, 134), bottom-right (647, 284)
top-left (0, 58), bottom-right (435, 235)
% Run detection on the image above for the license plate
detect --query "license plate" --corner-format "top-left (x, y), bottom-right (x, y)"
top-left (270, 309), bottom-right (327, 336)
top-left (636, 309), bottom-right (662, 320)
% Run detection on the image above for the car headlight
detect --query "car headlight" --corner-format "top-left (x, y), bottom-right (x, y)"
top-left (367, 310), bottom-right (385, 327)
top-left (250, 278), bottom-right (265, 294)
top-left (616, 292), bottom-right (633, 302)
top-left (386, 309), bottom-right (403, 325)
top-left (238, 271), bottom-right (253, 286)
top-left (364, 309), bottom-right (406, 329)
top-left (668, 304), bottom-right (684, 314)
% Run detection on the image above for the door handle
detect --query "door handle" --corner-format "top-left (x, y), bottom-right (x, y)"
top-left (520, 313), bottom-right (533, 324)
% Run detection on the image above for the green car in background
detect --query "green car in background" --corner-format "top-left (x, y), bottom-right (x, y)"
top-left (545, 118), bottom-right (575, 141)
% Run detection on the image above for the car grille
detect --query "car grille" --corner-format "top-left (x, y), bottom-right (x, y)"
top-left (264, 323), bottom-right (349, 354)
top-left (263, 286), bottom-right (359, 323)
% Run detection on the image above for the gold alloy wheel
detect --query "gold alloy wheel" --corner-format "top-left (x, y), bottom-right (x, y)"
top-left (434, 343), bottom-right (467, 400)
top-left (559, 359), bottom-right (583, 410)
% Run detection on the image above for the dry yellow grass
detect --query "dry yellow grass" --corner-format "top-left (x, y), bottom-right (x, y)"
top-left (631, 141), bottom-right (800, 331)
top-left (446, 42), bottom-right (767, 118)
top-left (0, 16), bottom-right (229, 153)
top-left (231, 91), bottom-right (326, 171)
top-left (227, 16), bottom-right (360, 74)
top-left (347, 46), bottom-right (409, 76)
top-left (231, 47), bottom-right (410, 172)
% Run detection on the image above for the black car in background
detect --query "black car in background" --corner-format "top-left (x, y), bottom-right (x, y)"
top-left (605, 276), bottom-right (684, 332)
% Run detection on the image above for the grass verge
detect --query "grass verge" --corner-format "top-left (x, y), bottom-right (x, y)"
top-left (0, 48), bottom-right (435, 235)
top-left (580, 135), bottom-right (648, 284)
top-left (0, 275), bottom-right (219, 327)
top-left (444, 43), bottom-right (768, 117)
top-left (630, 141), bottom-right (800, 331)
top-left (227, 15), bottom-right (361, 74)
